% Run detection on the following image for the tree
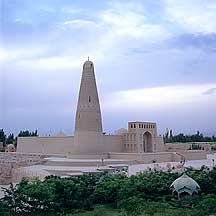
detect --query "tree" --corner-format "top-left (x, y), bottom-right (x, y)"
top-left (93, 174), bottom-right (127, 206)
top-left (117, 196), bottom-right (145, 216)
top-left (0, 129), bottom-right (6, 143)
top-left (6, 133), bottom-right (14, 144)
top-left (1, 183), bottom-right (24, 215)
top-left (18, 130), bottom-right (38, 137)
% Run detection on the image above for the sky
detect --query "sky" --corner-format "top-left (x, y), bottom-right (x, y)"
top-left (0, 0), bottom-right (216, 136)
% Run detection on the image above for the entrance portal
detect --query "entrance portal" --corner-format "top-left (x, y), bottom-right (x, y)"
top-left (143, 132), bottom-right (152, 152)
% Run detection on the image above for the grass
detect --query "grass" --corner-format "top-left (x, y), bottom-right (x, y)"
top-left (67, 203), bottom-right (208, 216)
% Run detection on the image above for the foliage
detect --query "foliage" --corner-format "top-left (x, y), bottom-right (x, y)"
top-left (0, 129), bottom-right (38, 148)
top-left (6, 133), bottom-right (15, 144)
top-left (0, 129), bottom-right (6, 143)
top-left (117, 196), bottom-right (145, 216)
top-left (1, 168), bottom-right (216, 215)
top-left (18, 130), bottom-right (38, 137)
top-left (93, 173), bottom-right (127, 206)
top-left (164, 130), bottom-right (216, 143)
top-left (197, 194), bottom-right (216, 215)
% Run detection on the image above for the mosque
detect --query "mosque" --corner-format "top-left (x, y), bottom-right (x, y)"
top-left (16, 59), bottom-right (207, 163)
top-left (17, 59), bottom-right (164, 155)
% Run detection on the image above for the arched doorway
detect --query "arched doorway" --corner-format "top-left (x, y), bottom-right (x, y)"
top-left (143, 131), bottom-right (152, 152)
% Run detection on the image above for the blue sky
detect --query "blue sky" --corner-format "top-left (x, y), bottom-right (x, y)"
top-left (0, 0), bottom-right (216, 136)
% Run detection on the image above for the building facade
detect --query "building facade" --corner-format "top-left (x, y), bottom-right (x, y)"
top-left (17, 60), bottom-right (164, 154)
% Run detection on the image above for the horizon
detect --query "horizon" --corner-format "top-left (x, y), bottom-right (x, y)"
top-left (0, 0), bottom-right (216, 136)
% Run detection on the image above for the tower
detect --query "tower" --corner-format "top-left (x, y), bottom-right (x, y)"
top-left (74, 59), bottom-right (103, 153)
top-left (75, 59), bottom-right (102, 133)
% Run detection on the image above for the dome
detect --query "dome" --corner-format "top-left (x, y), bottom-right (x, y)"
top-left (170, 173), bottom-right (200, 195)
top-left (6, 144), bottom-right (16, 152)
top-left (114, 128), bottom-right (128, 135)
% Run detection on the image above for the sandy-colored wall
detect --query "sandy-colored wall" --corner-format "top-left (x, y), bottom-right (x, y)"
top-left (103, 135), bottom-right (123, 152)
top-left (17, 133), bottom-right (123, 155)
top-left (74, 132), bottom-right (105, 154)
top-left (73, 132), bottom-right (123, 153)
top-left (154, 136), bottom-right (165, 152)
top-left (109, 152), bottom-right (173, 163)
top-left (172, 150), bottom-right (207, 161)
top-left (109, 150), bottom-right (207, 163)
top-left (17, 136), bottom-right (74, 154)
top-left (165, 142), bottom-right (213, 152)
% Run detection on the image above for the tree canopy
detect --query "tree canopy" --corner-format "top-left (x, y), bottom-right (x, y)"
top-left (0, 167), bottom-right (216, 215)
top-left (164, 130), bottom-right (216, 143)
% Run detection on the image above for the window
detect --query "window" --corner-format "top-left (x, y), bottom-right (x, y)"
top-left (134, 124), bottom-right (136, 128)
top-left (88, 96), bottom-right (91, 103)
top-left (131, 124), bottom-right (133, 128)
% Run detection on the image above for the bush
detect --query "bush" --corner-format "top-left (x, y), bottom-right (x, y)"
top-left (117, 196), bottom-right (145, 216)
top-left (197, 194), bottom-right (216, 214)
top-left (1, 168), bottom-right (216, 215)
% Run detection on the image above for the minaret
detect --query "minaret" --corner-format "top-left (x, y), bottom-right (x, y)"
top-left (75, 59), bottom-right (103, 133)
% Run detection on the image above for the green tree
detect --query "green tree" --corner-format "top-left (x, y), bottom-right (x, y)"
top-left (117, 196), bottom-right (145, 216)
top-left (6, 133), bottom-right (15, 144)
top-left (0, 129), bottom-right (6, 143)
top-left (93, 174), bottom-right (127, 206)
top-left (18, 130), bottom-right (38, 137)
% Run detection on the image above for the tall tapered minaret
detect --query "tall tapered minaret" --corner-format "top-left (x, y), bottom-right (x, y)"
top-left (75, 59), bottom-right (102, 133)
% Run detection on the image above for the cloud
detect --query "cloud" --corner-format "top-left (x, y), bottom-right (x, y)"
top-left (1, 0), bottom-right (216, 135)
top-left (103, 83), bottom-right (216, 111)
top-left (168, 33), bottom-right (216, 52)
top-left (99, 2), bottom-right (171, 41)
top-left (62, 19), bottom-right (98, 29)
top-left (165, 0), bottom-right (216, 34)
top-left (13, 18), bottom-right (32, 24)
top-left (203, 88), bottom-right (216, 95)
top-left (18, 56), bottom-right (84, 70)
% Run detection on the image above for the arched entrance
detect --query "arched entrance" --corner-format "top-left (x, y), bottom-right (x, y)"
top-left (143, 131), bottom-right (153, 152)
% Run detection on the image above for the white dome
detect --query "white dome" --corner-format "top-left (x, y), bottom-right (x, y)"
top-left (6, 144), bottom-right (16, 152)
top-left (170, 173), bottom-right (200, 195)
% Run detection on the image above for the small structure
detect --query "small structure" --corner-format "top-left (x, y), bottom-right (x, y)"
top-left (5, 144), bottom-right (16, 152)
top-left (170, 173), bottom-right (200, 206)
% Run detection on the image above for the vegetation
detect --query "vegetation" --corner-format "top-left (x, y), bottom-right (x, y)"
top-left (0, 129), bottom-right (6, 143)
top-left (164, 130), bottom-right (216, 143)
top-left (0, 129), bottom-right (38, 147)
top-left (0, 167), bottom-right (216, 215)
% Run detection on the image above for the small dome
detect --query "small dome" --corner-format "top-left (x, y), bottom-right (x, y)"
top-left (170, 173), bottom-right (200, 195)
top-left (6, 144), bottom-right (16, 152)
top-left (114, 128), bottom-right (128, 135)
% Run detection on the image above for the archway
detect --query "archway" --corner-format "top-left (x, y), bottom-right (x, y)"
top-left (143, 131), bottom-right (152, 152)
